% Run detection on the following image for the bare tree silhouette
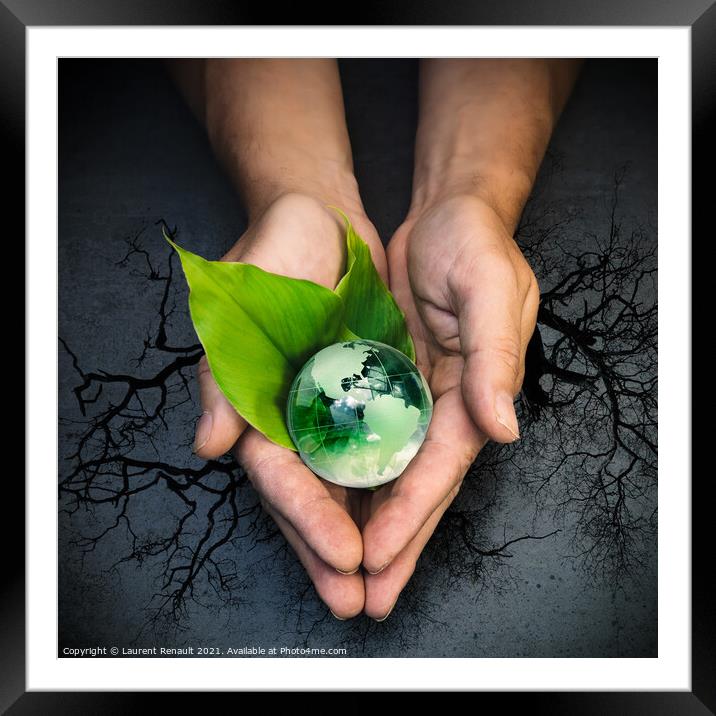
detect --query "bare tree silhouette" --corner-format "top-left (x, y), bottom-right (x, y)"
top-left (506, 163), bottom-right (656, 586)
top-left (60, 226), bottom-right (265, 639)
top-left (59, 165), bottom-right (657, 641)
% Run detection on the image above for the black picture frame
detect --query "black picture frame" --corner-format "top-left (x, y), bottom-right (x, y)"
top-left (7, 1), bottom-right (709, 710)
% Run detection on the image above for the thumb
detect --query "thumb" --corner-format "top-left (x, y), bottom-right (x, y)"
top-left (194, 355), bottom-right (247, 458)
top-left (454, 252), bottom-right (524, 444)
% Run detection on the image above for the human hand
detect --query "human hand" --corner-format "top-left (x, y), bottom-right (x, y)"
top-left (358, 194), bottom-right (539, 620)
top-left (193, 192), bottom-right (387, 619)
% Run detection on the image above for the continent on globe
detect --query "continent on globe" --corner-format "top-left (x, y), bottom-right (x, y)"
top-left (286, 340), bottom-right (433, 488)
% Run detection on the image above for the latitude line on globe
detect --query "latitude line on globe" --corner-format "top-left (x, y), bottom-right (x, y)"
top-left (289, 409), bottom-right (433, 434)
top-left (290, 370), bottom-right (419, 393)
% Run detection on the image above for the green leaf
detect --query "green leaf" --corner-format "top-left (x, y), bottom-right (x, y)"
top-left (166, 233), bottom-right (355, 450)
top-left (166, 210), bottom-right (415, 452)
top-left (331, 208), bottom-right (416, 362)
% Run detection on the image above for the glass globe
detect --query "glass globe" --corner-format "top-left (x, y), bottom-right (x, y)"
top-left (286, 339), bottom-right (433, 488)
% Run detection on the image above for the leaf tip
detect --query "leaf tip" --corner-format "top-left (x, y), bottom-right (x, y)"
top-left (161, 224), bottom-right (181, 253)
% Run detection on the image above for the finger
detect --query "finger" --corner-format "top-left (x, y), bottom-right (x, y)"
top-left (516, 275), bottom-right (541, 391)
top-left (235, 429), bottom-right (363, 573)
top-left (261, 499), bottom-right (365, 619)
top-left (364, 481), bottom-right (461, 621)
top-left (386, 231), bottom-right (432, 372)
top-left (194, 356), bottom-right (248, 458)
top-left (452, 248), bottom-right (526, 443)
top-left (361, 388), bottom-right (485, 574)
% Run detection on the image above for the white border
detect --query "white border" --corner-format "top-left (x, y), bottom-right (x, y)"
top-left (28, 27), bottom-right (691, 691)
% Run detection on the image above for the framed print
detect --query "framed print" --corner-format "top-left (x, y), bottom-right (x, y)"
top-left (7, 0), bottom-right (710, 709)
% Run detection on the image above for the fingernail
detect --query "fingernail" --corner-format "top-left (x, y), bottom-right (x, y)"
top-left (367, 561), bottom-right (389, 575)
top-left (495, 392), bottom-right (520, 441)
top-left (194, 411), bottom-right (213, 451)
top-left (330, 610), bottom-right (346, 621)
top-left (336, 566), bottom-right (359, 575)
top-left (375, 599), bottom-right (398, 623)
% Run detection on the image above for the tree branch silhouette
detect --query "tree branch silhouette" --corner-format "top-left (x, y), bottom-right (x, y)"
top-left (59, 163), bottom-right (657, 638)
top-left (59, 224), bottom-right (270, 638)
top-left (511, 164), bottom-right (657, 586)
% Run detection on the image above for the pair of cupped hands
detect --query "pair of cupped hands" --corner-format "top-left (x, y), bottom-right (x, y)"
top-left (192, 191), bottom-right (539, 621)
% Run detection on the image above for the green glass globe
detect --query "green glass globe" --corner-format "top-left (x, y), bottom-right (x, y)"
top-left (286, 339), bottom-right (433, 488)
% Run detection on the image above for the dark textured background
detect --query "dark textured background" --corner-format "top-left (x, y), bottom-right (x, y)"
top-left (58, 59), bottom-right (657, 658)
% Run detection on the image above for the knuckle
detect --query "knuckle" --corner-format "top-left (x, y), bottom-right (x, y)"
top-left (296, 493), bottom-right (333, 520)
top-left (494, 345), bottom-right (522, 376)
top-left (528, 268), bottom-right (540, 294)
top-left (478, 245), bottom-right (517, 277)
top-left (505, 241), bottom-right (539, 293)
top-left (525, 265), bottom-right (540, 301)
top-left (450, 247), bottom-right (515, 298)
top-left (249, 450), bottom-right (288, 480)
top-left (469, 339), bottom-right (522, 376)
top-left (446, 478), bottom-right (464, 504)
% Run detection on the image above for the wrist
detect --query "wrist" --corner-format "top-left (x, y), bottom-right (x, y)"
top-left (217, 144), bottom-right (364, 224)
top-left (245, 170), bottom-right (364, 226)
top-left (408, 160), bottom-right (534, 235)
top-left (204, 106), bottom-right (363, 222)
